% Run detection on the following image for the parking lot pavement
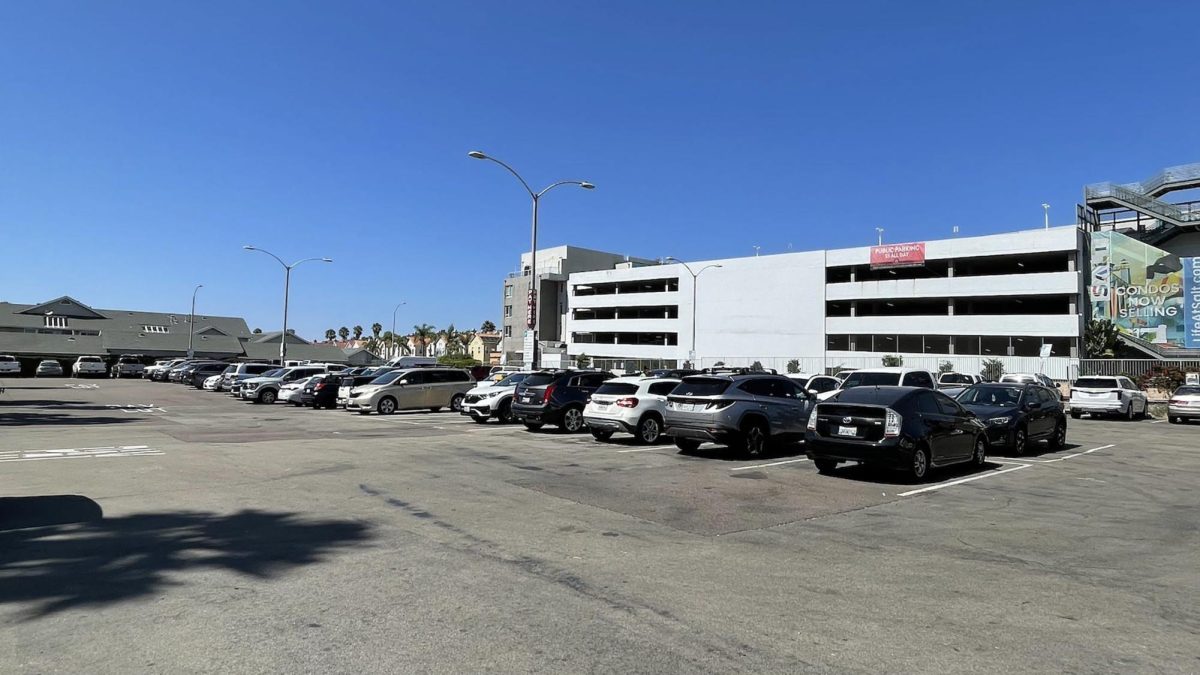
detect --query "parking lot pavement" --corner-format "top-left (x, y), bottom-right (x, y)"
top-left (2, 379), bottom-right (1199, 673)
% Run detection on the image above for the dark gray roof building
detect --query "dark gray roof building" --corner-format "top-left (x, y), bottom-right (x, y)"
top-left (0, 295), bottom-right (346, 364)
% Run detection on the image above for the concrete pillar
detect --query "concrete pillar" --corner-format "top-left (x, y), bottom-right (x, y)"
top-left (850, 301), bottom-right (857, 317)
top-left (1067, 252), bottom-right (1076, 272)
top-left (947, 259), bottom-right (955, 278)
top-left (849, 267), bottom-right (856, 282)
top-left (948, 298), bottom-right (955, 315)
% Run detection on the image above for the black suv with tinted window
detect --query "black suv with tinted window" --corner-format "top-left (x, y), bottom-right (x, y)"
top-left (511, 370), bottom-right (614, 432)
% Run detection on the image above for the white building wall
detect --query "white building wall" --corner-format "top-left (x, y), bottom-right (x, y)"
top-left (827, 271), bottom-right (1078, 301)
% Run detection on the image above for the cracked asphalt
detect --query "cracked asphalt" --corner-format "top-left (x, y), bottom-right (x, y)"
top-left (1, 378), bottom-right (1198, 673)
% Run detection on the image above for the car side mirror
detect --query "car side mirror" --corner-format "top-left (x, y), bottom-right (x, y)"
top-left (1026, 401), bottom-right (1041, 410)
top-left (398, 380), bottom-right (408, 386)
top-left (964, 409), bottom-right (977, 418)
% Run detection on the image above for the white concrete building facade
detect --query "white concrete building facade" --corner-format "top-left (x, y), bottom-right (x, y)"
top-left (563, 226), bottom-right (1084, 377)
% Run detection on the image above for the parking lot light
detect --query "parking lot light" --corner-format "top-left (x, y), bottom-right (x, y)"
top-left (243, 245), bottom-right (334, 364)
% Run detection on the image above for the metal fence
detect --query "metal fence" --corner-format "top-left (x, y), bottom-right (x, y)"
top-left (696, 355), bottom-right (1079, 380)
top-left (1077, 359), bottom-right (1200, 379)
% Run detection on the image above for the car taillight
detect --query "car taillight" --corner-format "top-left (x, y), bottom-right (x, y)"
top-left (543, 384), bottom-right (556, 403)
top-left (615, 397), bottom-right (638, 408)
top-left (806, 408), bottom-right (818, 431)
top-left (884, 408), bottom-right (902, 438)
top-left (705, 399), bottom-right (734, 411)
top-left (315, 383), bottom-right (326, 390)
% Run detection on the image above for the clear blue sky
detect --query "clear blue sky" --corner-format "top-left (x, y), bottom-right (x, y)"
top-left (3, 1), bottom-right (1199, 340)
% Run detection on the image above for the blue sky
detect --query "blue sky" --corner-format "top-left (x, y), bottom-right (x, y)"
top-left (3, 1), bottom-right (1199, 340)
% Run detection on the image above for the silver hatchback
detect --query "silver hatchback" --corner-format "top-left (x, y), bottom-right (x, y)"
top-left (663, 372), bottom-right (814, 458)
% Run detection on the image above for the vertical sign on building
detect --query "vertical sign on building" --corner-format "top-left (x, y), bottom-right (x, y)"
top-left (526, 289), bottom-right (537, 328)
top-left (1186, 256), bottom-right (1200, 349)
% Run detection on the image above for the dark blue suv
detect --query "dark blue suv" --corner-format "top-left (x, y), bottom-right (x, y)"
top-left (512, 370), bottom-right (614, 432)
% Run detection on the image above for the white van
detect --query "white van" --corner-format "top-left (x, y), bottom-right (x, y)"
top-left (384, 356), bottom-right (437, 369)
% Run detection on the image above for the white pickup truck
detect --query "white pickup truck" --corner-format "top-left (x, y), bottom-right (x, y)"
top-left (0, 355), bottom-right (20, 376)
top-left (72, 356), bottom-right (108, 378)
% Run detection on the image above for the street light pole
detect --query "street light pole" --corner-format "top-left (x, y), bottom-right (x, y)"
top-left (1042, 203), bottom-right (1051, 230)
top-left (187, 284), bottom-right (203, 358)
top-left (391, 301), bottom-right (406, 360)
top-left (665, 257), bottom-right (722, 367)
top-left (468, 150), bottom-right (594, 370)
top-left (876, 228), bottom-right (885, 246)
top-left (243, 246), bottom-right (333, 364)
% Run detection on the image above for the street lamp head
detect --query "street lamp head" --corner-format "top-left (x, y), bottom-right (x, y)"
top-left (1042, 203), bottom-right (1050, 209)
top-left (321, 258), bottom-right (333, 263)
top-left (467, 151), bottom-right (488, 160)
top-left (579, 182), bottom-right (596, 190)
top-left (243, 245), bottom-right (256, 251)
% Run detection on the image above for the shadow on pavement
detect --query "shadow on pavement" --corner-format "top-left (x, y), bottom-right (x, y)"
top-left (0, 495), bottom-right (104, 531)
top-left (0, 506), bottom-right (373, 619)
top-left (0, 412), bottom-right (141, 427)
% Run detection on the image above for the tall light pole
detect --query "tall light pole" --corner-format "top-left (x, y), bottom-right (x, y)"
top-left (187, 284), bottom-right (203, 358)
top-left (1042, 203), bottom-right (1051, 230)
top-left (468, 150), bottom-right (594, 369)
top-left (876, 227), bottom-right (885, 245)
top-left (390, 301), bottom-right (407, 360)
top-left (665, 257), bottom-right (722, 367)
top-left (243, 246), bottom-right (333, 364)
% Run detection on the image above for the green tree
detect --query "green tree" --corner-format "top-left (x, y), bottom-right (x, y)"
top-left (938, 360), bottom-right (955, 373)
top-left (338, 326), bottom-right (350, 341)
top-left (1084, 319), bottom-right (1122, 358)
top-left (252, 327), bottom-right (263, 334)
top-left (881, 354), bottom-right (904, 367)
top-left (480, 320), bottom-right (497, 333)
top-left (980, 358), bottom-right (1005, 382)
top-left (324, 329), bottom-right (336, 342)
top-left (371, 323), bottom-right (382, 339)
top-left (437, 354), bottom-right (479, 368)
top-left (576, 353), bottom-right (591, 368)
top-left (412, 323), bottom-right (437, 356)
top-left (786, 359), bottom-right (800, 374)
top-left (749, 360), bottom-right (764, 371)
top-left (352, 325), bottom-right (364, 340)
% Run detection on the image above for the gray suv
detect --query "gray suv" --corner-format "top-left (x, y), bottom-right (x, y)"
top-left (663, 371), bottom-right (815, 458)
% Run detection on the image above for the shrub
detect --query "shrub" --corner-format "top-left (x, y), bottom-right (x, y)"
top-left (749, 360), bottom-right (765, 372)
top-left (881, 354), bottom-right (904, 367)
top-left (576, 353), bottom-right (591, 369)
top-left (1138, 365), bottom-right (1187, 392)
top-left (980, 358), bottom-right (1004, 382)
top-left (786, 359), bottom-right (800, 374)
top-left (938, 360), bottom-right (955, 374)
top-left (437, 354), bottom-right (479, 368)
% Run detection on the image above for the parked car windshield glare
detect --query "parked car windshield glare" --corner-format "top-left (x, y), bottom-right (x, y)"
top-left (1074, 378), bottom-right (1119, 389)
top-left (832, 386), bottom-right (908, 405)
top-left (370, 371), bottom-right (404, 386)
top-left (595, 382), bottom-right (638, 396)
top-left (1173, 385), bottom-right (1200, 396)
top-left (841, 372), bottom-right (901, 388)
top-left (956, 386), bottom-right (1021, 406)
top-left (260, 368), bottom-right (285, 378)
top-left (521, 373), bottom-right (558, 387)
top-left (495, 373), bottom-right (529, 387)
top-left (672, 378), bottom-right (730, 397)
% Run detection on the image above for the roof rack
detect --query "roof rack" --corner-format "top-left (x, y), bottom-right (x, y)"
top-left (700, 367), bottom-right (779, 376)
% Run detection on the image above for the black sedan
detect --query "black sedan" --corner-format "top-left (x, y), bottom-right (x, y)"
top-left (806, 386), bottom-right (988, 482)
top-left (955, 383), bottom-right (1066, 455)
top-left (301, 373), bottom-right (341, 409)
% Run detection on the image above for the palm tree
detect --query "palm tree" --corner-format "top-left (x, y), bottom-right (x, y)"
top-left (412, 323), bottom-right (436, 356)
top-left (371, 323), bottom-right (382, 340)
top-left (324, 329), bottom-right (336, 342)
top-left (338, 326), bottom-right (350, 341)
top-left (380, 331), bottom-right (394, 358)
top-left (352, 325), bottom-right (364, 340)
top-left (480, 320), bottom-right (496, 333)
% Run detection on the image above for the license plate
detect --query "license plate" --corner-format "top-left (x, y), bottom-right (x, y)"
top-left (526, 415), bottom-right (541, 423)
top-left (836, 425), bottom-right (857, 437)
top-left (594, 403), bottom-right (609, 409)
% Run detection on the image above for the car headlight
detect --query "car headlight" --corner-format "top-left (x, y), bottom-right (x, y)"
top-left (987, 416), bottom-right (1012, 426)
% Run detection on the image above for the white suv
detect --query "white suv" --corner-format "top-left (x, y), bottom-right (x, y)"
top-left (72, 356), bottom-right (108, 378)
top-left (461, 372), bottom-right (530, 424)
top-left (836, 367), bottom-right (937, 393)
top-left (0, 355), bottom-right (20, 376)
top-left (583, 376), bottom-right (681, 444)
top-left (1069, 376), bottom-right (1148, 420)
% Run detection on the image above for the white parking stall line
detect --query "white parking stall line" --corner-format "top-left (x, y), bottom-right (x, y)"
top-left (1004, 444), bottom-right (1116, 464)
top-left (0, 445), bottom-right (163, 463)
top-left (730, 457), bottom-right (810, 471)
top-left (616, 447), bottom-right (660, 453)
top-left (897, 463), bottom-right (1030, 497)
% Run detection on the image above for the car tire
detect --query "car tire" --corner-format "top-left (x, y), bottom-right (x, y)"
top-left (1012, 427), bottom-right (1027, 456)
top-left (450, 394), bottom-right (465, 413)
top-left (908, 445), bottom-right (931, 483)
top-left (258, 389), bottom-right (277, 405)
top-left (972, 436), bottom-right (987, 468)
top-left (635, 415), bottom-right (662, 445)
top-left (497, 400), bottom-right (514, 424)
top-left (377, 397), bottom-right (397, 415)
top-left (1168, 416), bottom-right (1181, 424)
top-left (674, 438), bottom-right (701, 452)
top-left (560, 405), bottom-right (585, 433)
top-left (591, 429), bottom-right (614, 441)
top-left (1070, 410), bottom-right (1081, 419)
top-left (523, 422), bottom-right (544, 431)
top-left (814, 458), bottom-right (838, 474)
top-left (428, 407), bottom-right (442, 413)
top-left (1049, 420), bottom-right (1066, 450)
top-left (1137, 400), bottom-right (1148, 420)
top-left (1125, 403), bottom-right (1135, 421)
top-left (471, 417), bottom-right (489, 424)
top-left (740, 419), bottom-right (768, 459)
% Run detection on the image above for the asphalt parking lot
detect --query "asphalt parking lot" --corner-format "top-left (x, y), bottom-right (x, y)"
top-left (2, 379), bottom-right (1198, 673)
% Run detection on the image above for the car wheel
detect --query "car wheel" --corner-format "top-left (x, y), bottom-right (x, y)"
top-left (814, 458), bottom-right (838, 474)
top-left (471, 416), bottom-right (489, 424)
top-left (674, 438), bottom-right (701, 452)
top-left (1070, 410), bottom-right (1081, 419)
top-left (1012, 427), bottom-right (1027, 456)
top-left (377, 397), bottom-right (397, 415)
top-left (497, 400), bottom-right (514, 424)
top-left (636, 415), bottom-right (662, 445)
top-left (450, 394), bottom-right (465, 413)
top-left (1168, 416), bottom-right (1181, 424)
top-left (740, 420), bottom-right (768, 458)
top-left (1138, 400), bottom-right (1149, 419)
top-left (523, 422), bottom-right (544, 431)
top-left (591, 429), bottom-right (614, 441)
top-left (972, 436), bottom-right (987, 468)
top-left (561, 406), bottom-right (585, 433)
top-left (908, 445), bottom-right (930, 482)
top-left (258, 389), bottom-right (277, 405)
top-left (1125, 403), bottom-right (1135, 421)
top-left (1049, 420), bottom-right (1066, 450)
top-left (428, 407), bottom-right (442, 413)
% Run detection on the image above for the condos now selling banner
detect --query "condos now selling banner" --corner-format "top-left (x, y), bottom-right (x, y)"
top-left (1089, 231), bottom-right (1200, 349)
top-left (870, 242), bottom-right (925, 269)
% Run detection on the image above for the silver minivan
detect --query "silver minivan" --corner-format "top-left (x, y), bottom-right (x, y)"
top-left (346, 367), bottom-right (475, 415)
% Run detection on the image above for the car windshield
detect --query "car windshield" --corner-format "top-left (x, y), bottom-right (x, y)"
top-left (495, 373), bottom-right (529, 387)
top-left (260, 369), bottom-right (285, 378)
top-left (957, 386), bottom-right (1021, 407)
top-left (940, 373), bottom-right (971, 383)
top-left (841, 372), bottom-right (901, 388)
top-left (1173, 386), bottom-right (1200, 396)
top-left (789, 377), bottom-right (811, 387)
top-left (371, 371), bottom-right (404, 386)
top-left (80, 357), bottom-right (101, 362)
top-left (833, 386), bottom-right (907, 405)
top-left (595, 382), bottom-right (638, 396)
top-left (1074, 378), bottom-right (1119, 389)
top-left (672, 378), bottom-right (730, 397)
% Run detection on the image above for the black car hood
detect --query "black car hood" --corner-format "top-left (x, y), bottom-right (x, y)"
top-left (959, 403), bottom-right (1018, 417)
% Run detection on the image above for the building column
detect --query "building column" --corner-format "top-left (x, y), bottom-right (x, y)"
top-left (849, 267), bottom-right (856, 282)
top-left (947, 259), bottom-right (955, 278)
top-left (849, 301), bottom-right (857, 317)
top-left (948, 298), bottom-right (955, 315)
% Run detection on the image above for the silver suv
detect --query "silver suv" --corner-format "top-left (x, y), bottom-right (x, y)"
top-left (663, 371), bottom-right (815, 458)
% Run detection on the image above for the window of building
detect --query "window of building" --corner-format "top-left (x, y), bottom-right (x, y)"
top-left (142, 325), bottom-right (169, 333)
top-left (980, 336), bottom-right (1010, 356)
top-left (898, 335), bottom-right (923, 354)
top-left (503, 305), bottom-right (512, 318)
top-left (503, 326), bottom-right (512, 337)
top-left (827, 334), bottom-right (850, 351)
top-left (1010, 336), bottom-right (1041, 357)
top-left (924, 335), bottom-right (950, 354)
top-left (44, 316), bottom-right (68, 328)
top-left (504, 286), bottom-right (513, 298)
top-left (573, 278), bottom-right (679, 296)
top-left (851, 334), bottom-right (873, 352)
top-left (953, 335), bottom-right (980, 355)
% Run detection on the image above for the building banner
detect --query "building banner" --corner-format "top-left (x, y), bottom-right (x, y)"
top-left (1186, 256), bottom-right (1200, 349)
top-left (1089, 231), bottom-right (1189, 347)
top-left (870, 242), bottom-right (925, 269)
